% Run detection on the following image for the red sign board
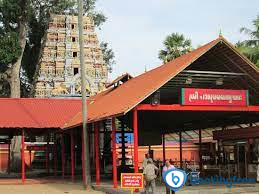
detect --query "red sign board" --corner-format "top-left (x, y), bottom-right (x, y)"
top-left (181, 88), bottom-right (249, 106)
top-left (121, 173), bottom-right (144, 189)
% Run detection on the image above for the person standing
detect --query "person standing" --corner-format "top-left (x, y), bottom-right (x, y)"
top-left (163, 159), bottom-right (176, 194)
top-left (143, 158), bottom-right (158, 194)
top-left (142, 153), bottom-right (151, 171)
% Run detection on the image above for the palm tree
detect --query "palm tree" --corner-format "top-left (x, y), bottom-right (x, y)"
top-left (159, 33), bottom-right (192, 64)
top-left (237, 15), bottom-right (259, 66)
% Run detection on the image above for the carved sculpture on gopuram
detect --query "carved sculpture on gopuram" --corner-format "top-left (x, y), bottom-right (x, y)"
top-left (35, 14), bottom-right (109, 97)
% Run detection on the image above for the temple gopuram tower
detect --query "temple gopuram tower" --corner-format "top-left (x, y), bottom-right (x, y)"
top-left (35, 15), bottom-right (108, 97)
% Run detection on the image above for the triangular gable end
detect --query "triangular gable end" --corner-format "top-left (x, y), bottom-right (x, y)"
top-left (140, 37), bottom-right (259, 107)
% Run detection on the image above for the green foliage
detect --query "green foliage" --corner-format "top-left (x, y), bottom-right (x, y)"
top-left (83, 0), bottom-right (107, 27)
top-left (237, 15), bottom-right (259, 66)
top-left (0, 32), bottom-right (21, 72)
top-left (0, 80), bottom-right (10, 97)
top-left (0, 0), bottom-right (27, 72)
top-left (0, 0), bottom-right (23, 31)
top-left (100, 42), bottom-right (115, 73)
top-left (159, 33), bottom-right (192, 64)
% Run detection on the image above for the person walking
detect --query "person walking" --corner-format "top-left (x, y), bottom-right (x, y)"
top-left (143, 158), bottom-right (158, 194)
top-left (163, 159), bottom-right (176, 194)
top-left (142, 153), bottom-right (151, 171)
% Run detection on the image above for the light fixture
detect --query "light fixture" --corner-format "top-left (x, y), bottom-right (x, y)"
top-left (185, 77), bottom-right (192, 84)
top-left (151, 91), bottom-right (160, 106)
top-left (216, 78), bottom-right (224, 86)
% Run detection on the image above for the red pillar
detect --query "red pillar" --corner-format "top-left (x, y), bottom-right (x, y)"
top-left (162, 134), bottom-right (166, 165)
top-left (8, 141), bottom-right (10, 174)
top-left (179, 130), bottom-right (183, 169)
top-left (81, 127), bottom-right (86, 183)
top-left (29, 149), bottom-right (32, 169)
top-left (61, 134), bottom-right (65, 178)
top-left (94, 122), bottom-right (100, 186)
top-left (133, 109), bottom-right (139, 173)
top-left (21, 129), bottom-right (25, 183)
top-left (54, 134), bottom-right (57, 176)
top-left (199, 129), bottom-right (202, 172)
top-left (112, 118), bottom-right (118, 188)
top-left (46, 134), bottom-right (49, 174)
top-left (71, 130), bottom-right (75, 182)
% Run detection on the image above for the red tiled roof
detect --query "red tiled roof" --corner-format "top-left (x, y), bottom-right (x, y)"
top-left (0, 98), bottom-right (82, 128)
top-left (2, 37), bottom-right (256, 130)
top-left (63, 37), bottom-right (223, 129)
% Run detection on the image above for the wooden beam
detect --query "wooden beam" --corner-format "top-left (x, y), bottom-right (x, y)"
top-left (213, 126), bottom-right (259, 140)
top-left (182, 70), bottom-right (246, 76)
top-left (223, 53), bottom-right (258, 83)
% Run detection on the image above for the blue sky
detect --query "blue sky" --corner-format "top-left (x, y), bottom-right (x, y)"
top-left (96, 0), bottom-right (258, 80)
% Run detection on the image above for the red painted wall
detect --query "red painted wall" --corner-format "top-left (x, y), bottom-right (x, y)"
top-left (0, 144), bottom-right (8, 172)
top-left (0, 144), bottom-right (35, 172)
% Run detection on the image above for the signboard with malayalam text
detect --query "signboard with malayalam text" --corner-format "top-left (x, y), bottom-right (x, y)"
top-left (181, 88), bottom-right (249, 106)
top-left (121, 173), bottom-right (144, 189)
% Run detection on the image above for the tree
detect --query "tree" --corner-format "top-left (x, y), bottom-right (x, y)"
top-left (100, 42), bottom-right (115, 73)
top-left (0, 0), bottom-right (112, 172)
top-left (159, 33), bottom-right (192, 64)
top-left (83, 0), bottom-right (106, 28)
top-left (0, 0), bottom-right (75, 97)
top-left (237, 15), bottom-right (259, 66)
top-left (0, 0), bottom-right (28, 97)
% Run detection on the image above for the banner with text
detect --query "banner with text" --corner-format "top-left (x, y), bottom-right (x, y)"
top-left (181, 88), bottom-right (249, 106)
top-left (121, 173), bottom-right (144, 189)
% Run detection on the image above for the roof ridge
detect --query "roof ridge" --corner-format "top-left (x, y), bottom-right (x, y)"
top-left (116, 38), bottom-right (221, 115)
top-left (128, 37), bottom-right (221, 81)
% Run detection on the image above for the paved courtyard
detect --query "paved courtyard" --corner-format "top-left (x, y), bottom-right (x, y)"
top-left (1, 180), bottom-right (259, 194)
top-left (0, 183), bottom-right (104, 194)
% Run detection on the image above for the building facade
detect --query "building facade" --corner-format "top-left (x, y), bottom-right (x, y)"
top-left (35, 15), bottom-right (108, 98)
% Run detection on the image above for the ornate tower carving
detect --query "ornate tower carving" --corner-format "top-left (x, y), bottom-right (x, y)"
top-left (35, 14), bottom-right (108, 97)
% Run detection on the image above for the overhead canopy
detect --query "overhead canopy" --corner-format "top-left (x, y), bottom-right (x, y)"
top-left (0, 98), bottom-right (82, 129)
top-left (63, 36), bottom-right (259, 129)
